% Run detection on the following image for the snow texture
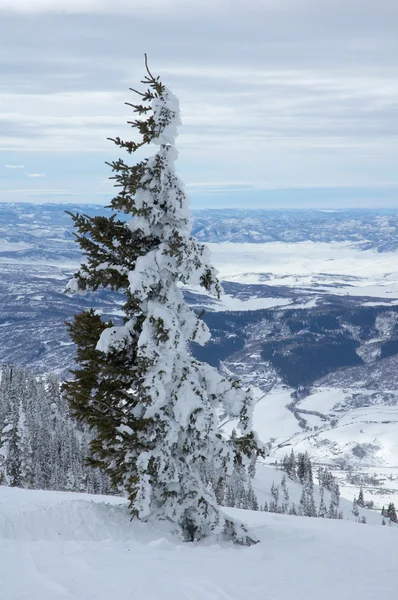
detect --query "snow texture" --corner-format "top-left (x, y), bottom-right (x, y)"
top-left (1, 480), bottom-right (397, 600)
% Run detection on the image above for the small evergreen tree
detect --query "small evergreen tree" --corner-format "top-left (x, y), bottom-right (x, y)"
top-left (297, 453), bottom-right (307, 483)
top-left (281, 474), bottom-right (289, 503)
top-left (357, 486), bottom-right (365, 508)
top-left (352, 497), bottom-right (359, 518)
top-left (318, 466), bottom-right (336, 490)
top-left (318, 487), bottom-right (327, 518)
top-left (386, 502), bottom-right (397, 523)
top-left (282, 449), bottom-right (296, 479)
top-left (63, 58), bottom-right (262, 544)
top-left (299, 488), bottom-right (306, 516)
top-left (247, 481), bottom-right (259, 511)
top-left (271, 481), bottom-right (279, 505)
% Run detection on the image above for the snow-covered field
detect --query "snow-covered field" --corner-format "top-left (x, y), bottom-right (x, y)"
top-left (1, 477), bottom-right (396, 600)
top-left (208, 241), bottom-right (398, 300)
top-left (251, 384), bottom-right (398, 507)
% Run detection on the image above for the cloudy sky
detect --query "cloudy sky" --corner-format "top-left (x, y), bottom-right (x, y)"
top-left (0, 0), bottom-right (397, 208)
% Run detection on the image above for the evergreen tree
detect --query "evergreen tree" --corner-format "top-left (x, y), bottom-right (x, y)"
top-left (63, 58), bottom-right (262, 544)
top-left (225, 460), bottom-right (247, 509)
top-left (318, 466), bottom-right (336, 491)
top-left (327, 481), bottom-right (340, 519)
top-left (386, 502), bottom-right (397, 523)
top-left (247, 481), bottom-right (259, 511)
top-left (327, 500), bottom-right (337, 520)
top-left (302, 462), bottom-right (316, 517)
top-left (357, 486), bottom-right (365, 507)
top-left (281, 474), bottom-right (289, 503)
top-left (270, 481), bottom-right (280, 512)
top-left (352, 497), bottom-right (359, 518)
top-left (318, 486), bottom-right (327, 518)
top-left (1, 406), bottom-right (22, 487)
top-left (288, 449), bottom-right (296, 478)
top-left (297, 453), bottom-right (307, 483)
top-left (299, 488), bottom-right (306, 516)
top-left (282, 449), bottom-right (296, 479)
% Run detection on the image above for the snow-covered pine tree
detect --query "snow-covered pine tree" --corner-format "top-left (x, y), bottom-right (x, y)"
top-left (298, 488), bottom-right (306, 516)
top-left (352, 497), bottom-right (359, 518)
top-left (64, 58), bottom-right (262, 544)
top-left (285, 449), bottom-right (296, 479)
top-left (303, 474), bottom-right (317, 517)
top-left (247, 482), bottom-right (259, 511)
top-left (386, 502), bottom-right (397, 523)
top-left (297, 451), bottom-right (312, 483)
top-left (318, 486), bottom-right (327, 518)
top-left (328, 482), bottom-right (341, 519)
top-left (269, 481), bottom-right (280, 512)
top-left (281, 473), bottom-right (289, 503)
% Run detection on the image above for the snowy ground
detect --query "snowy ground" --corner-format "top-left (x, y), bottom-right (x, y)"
top-left (208, 241), bottom-right (398, 300)
top-left (252, 384), bottom-right (398, 507)
top-left (1, 481), bottom-right (396, 600)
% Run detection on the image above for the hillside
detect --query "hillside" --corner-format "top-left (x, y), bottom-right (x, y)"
top-left (0, 475), bottom-right (396, 600)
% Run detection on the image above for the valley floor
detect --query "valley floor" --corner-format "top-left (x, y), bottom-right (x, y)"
top-left (1, 485), bottom-right (397, 600)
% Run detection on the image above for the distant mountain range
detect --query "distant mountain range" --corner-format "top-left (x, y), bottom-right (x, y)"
top-left (1, 203), bottom-right (398, 253)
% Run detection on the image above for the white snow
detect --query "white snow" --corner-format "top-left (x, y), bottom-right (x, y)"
top-left (252, 386), bottom-right (301, 444)
top-left (246, 383), bottom-right (398, 508)
top-left (298, 388), bottom-right (347, 413)
top-left (207, 241), bottom-right (398, 299)
top-left (205, 294), bottom-right (292, 312)
top-left (1, 482), bottom-right (396, 600)
top-left (0, 241), bottom-right (33, 252)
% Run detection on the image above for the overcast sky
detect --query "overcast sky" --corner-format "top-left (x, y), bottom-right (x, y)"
top-left (0, 0), bottom-right (397, 208)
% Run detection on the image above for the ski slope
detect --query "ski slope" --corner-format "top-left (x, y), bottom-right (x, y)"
top-left (1, 482), bottom-right (397, 600)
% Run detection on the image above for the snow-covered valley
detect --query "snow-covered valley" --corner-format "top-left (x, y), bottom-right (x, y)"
top-left (1, 469), bottom-right (396, 600)
top-left (208, 240), bottom-right (398, 300)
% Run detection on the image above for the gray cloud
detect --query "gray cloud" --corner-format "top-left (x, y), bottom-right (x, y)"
top-left (0, 0), bottom-right (397, 204)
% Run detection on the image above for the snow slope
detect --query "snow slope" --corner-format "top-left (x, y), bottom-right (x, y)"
top-left (252, 384), bottom-right (398, 507)
top-left (1, 481), bottom-right (396, 600)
